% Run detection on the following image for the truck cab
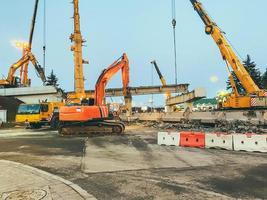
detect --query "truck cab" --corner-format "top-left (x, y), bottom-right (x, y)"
top-left (16, 102), bottom-right (63, 129)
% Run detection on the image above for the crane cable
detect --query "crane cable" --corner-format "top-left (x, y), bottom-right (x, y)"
top-left (43, 0), bottom-right (46, 74)
top-left (171, 0), bottom-right (178, 85)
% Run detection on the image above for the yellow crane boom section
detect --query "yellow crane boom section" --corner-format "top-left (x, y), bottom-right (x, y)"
top-left (190, 0), bottom-right (262, 96)
top-left (69, 0), bottom-right (88, 100)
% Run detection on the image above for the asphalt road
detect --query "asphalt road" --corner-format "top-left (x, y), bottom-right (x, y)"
top-left (0, 126), bottom-right (266, 200)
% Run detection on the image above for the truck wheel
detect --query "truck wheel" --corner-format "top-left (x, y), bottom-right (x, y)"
top-left (30, 123), bottom-right (41, 129)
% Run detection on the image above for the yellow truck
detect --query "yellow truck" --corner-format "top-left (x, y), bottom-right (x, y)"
top-left (16, 102), bottom-right (64, 129)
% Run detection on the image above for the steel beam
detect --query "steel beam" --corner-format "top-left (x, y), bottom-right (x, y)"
top-left (67, 84), bottom-right (189, 97)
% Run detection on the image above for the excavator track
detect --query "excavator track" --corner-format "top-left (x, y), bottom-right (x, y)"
top-left (58, 120), bottom-right (125, 136)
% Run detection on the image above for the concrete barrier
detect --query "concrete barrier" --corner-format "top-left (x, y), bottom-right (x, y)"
top-left (180, 132), bottom-right (205, 148)
top-left (189, 112), bottom-right (216, 124)
top-left (205, 133), bottom-right (233, 150)
top-left (158, 132), bottom-right (180, 146)
top-left (233, 134), bottom-right (267, 153)
top-left (162, 112), bottom-right (184, 122)
top-left (139, 113), bottom-right (163, 121)
top-left (225, 112), bottom-right (248, 122)
top-left (169, 132), bottom-right (180, 146)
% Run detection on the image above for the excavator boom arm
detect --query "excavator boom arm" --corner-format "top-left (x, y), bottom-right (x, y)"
top-left (95, 53), bottom-right (129, 106)
top-left (29, 53), bottom-right (46, 83)
top-left (6, 52), bottom-right (46, 84)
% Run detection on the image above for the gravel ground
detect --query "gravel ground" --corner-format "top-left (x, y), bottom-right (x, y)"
top-left (0, 125), bottom-right (266, 200)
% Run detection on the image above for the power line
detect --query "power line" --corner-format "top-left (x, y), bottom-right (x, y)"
top-left (171, 0), bottom-right (178, 85)
top-left (43, 0), bottom-right (47, 74)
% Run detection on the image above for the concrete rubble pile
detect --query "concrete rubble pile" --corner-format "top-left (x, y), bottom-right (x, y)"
top-left (130, 120), bottom-right (266, 134)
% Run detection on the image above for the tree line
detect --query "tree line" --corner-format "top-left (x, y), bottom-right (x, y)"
top-left (227, 55), bottom-right (267, 93)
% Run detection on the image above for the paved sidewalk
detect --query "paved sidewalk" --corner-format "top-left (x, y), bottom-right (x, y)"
top-left (0, 160), bottom-right (96, 200)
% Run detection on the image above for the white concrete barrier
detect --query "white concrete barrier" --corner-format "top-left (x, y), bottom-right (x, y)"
top-left (233, 134), bottom-right (267, 153)
top-left (205, 133), bottom-right (233, 150)
top-left (158, 132), bottom-right (168, 145)
top-left (157, 132), bottom-right (180, 146)
top-left (169, 132), bottom-right (180, 146)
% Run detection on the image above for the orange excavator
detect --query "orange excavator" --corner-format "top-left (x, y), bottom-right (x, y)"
top-left (0, 0), bottom-right (46, 88)
top-left (58, 0), bottom-right (128, 135)
top-left (59, 54), bottom-right (129, 135)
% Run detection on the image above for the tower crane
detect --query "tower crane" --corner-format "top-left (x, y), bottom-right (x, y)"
top-left (189, 0), bottom-right (267, 109)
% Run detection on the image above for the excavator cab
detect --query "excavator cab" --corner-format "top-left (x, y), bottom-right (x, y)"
top-left (80, 98), bottom-right (95, 106)
top-left (13, 77), bottom-right (21, 87)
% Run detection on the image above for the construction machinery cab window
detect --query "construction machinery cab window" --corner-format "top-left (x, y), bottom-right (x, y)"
top-left (17, 104), bottom-right (41, 114)
top-left (53, 107), bottom-right (59, 113)
top-left (40, 104), bottom-right (49, 112)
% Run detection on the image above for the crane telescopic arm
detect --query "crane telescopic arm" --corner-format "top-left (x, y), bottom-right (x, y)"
top-left (21, 0), bottom-right (46, 86)
top-left (70, 0), bottom-right (87, 98)
top-left (28, 0), bottom-right (39, 51)
top-left (151, 60), bottom-right (171, 98)
top-left (189, 0), bottom-right (261, 95)
top-left (94, 53), bottom-right (129, 106)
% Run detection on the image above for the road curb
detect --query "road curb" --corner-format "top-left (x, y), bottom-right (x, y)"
top-left (0, 160), bottom-right (97, 200)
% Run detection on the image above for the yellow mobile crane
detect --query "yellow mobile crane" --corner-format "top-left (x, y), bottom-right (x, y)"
top-left (151, 60), bottom-right (171, 99)
top-left (190, 0), bottom-right (267, 109)
top-left (0, 0), bottom-right (46, 88)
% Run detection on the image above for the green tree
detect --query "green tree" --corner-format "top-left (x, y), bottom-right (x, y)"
top-left (262, 68), bottom-right (267, 89)
top-left (226, 55), bottom-right (263, 94)
top-left (46, 70), bottom-right (59, 87)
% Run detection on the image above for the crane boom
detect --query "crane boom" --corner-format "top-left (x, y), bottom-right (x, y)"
top-left (21, 0), bottom-right (40, 86)
top-left (151, 60), bottom-right (171, 98)
top-left (189, 0), bottom-right (261, 95)
top-left (70, 0), bottom-right (87, 99)
top-left (28, 0), bottom-right (39, 50)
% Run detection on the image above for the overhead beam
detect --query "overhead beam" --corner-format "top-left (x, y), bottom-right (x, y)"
top-left (67, 84), bottom-right (189, 97)
top-left (166, 88), bottom-right (206, 106)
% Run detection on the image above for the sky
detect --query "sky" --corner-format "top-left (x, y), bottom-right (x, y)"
top-left (0, 0), bottom-right (267, 106)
